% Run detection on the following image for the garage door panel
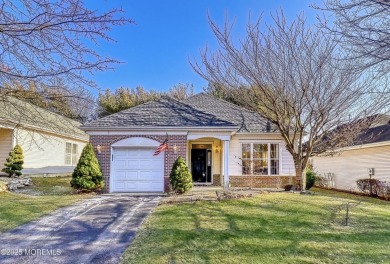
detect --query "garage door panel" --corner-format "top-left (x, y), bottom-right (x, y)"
top-left (115, 160), bottom-right (127, 169)
top-left (139, 159), bottom-right (162, 168)
top-left (114, 149), bottom-right (129, 157)
top-left (112, 147), bottom-right (164, 192)
top-left (113, 181), bottom-right (126, 191)
top-left (125, 171), bottom-right (139, 180)
top-left (127, 159), bottom-right (140, 169)
top-left (137, 182), bottom-right (163, 191)
top-left (114, 171), bottom-right (127, 181)
top-left (138, 149), bottom-right (154, 157)
top-left (139, 171), bottom-right (161, 181)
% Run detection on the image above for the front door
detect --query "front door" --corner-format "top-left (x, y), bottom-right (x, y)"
top-left (191, 148), bottom-right (212, 183)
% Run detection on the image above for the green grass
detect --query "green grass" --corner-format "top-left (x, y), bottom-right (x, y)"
top-left (122, 188), bottom-right (390, 264)
top-left (0, 176), bottom-right (91, 232)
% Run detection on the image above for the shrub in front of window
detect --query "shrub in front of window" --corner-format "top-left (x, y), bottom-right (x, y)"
top-left (170, 156), bottom-right (192, 193)
top-left (71, 143), bottom-right (104, 191)
top-left (305, 169), bottom-right (316, 190)
top-left (2, 144), bottom-right (24, 177)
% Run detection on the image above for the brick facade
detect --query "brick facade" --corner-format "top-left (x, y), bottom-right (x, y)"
top-left (229, 175), bottom-right (296, 189)
top-left (212, 174), bottom-right (221, 186)
top-left (90, 134), bottom-right (187, 193)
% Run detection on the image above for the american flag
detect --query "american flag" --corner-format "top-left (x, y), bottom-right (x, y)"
top-left (153, 139), bottom-right (168, 156)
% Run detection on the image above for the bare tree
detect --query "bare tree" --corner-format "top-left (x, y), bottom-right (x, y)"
top-left (4, 80), bottom-right (95, 122)
top-left (314, 0), bottom-right (390, 72)
top-left (0, 0), bottom-right (132, 88)
top-left (168, 83), bottom-right (194, 100)
top-left (0, 0), bottom-right (133, 128)
top-left (191, 11), bottom-right (390, 189)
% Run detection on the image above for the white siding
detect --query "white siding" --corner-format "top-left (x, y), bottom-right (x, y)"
top-left (15, 128), bottom-right (88, 168)
top-left (312, 145), bottom-right (390, 191)
top-left (0, 128), bottom-right (13, 168)
top-left (280, 142), bottom-right (295, 175)
top-left (229, 134), bottom-right (295, 176)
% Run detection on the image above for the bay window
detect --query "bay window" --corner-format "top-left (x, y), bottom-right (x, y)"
top-left (242, 143), bottom-right (280, 175)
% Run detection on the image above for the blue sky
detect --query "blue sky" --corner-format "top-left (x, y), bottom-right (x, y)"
top-left (86, 0), bottom-right (320, 94)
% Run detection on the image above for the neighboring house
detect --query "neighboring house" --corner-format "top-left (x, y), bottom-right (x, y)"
top-left (82, 93), bottom-right (295, 193)
top-left (312, 115), bottom-right (390, 191)
top-left (0, 97), bottom-right (89, 174)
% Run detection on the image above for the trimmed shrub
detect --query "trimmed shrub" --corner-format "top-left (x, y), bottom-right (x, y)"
top-left (306, 169), bottom-right (316, 190)
top-left (356, 178), bottom-right (382, 197)
top-left (71, 143), bottom-right (104, 191)
top-left (170, 156), bottom-right (192, 193)
top-left (2, 145), bottom-right (24, 177)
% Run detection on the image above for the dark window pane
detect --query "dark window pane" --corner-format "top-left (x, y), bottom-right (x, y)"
top-left (242, 160), bottom-right (251, 175)
top-left (253, 160), bottom-right (268, 175)
top-left (253, 144), bottom-right (267, 159)
top-left (270, 160), bottom-right (279, 175)
top-left (270, 144), bottom-right (279, 159)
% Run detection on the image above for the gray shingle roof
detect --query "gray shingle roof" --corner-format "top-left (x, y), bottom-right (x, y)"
top-left (0, 96), bottom-right (88, 140)
top-left (83, 93), bottom-right (275, 133)
top-left (352, 115), bottom-right (390, 145)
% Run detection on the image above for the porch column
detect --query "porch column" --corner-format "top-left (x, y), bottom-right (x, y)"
top-left (223, 140), bottom-right (230, 189)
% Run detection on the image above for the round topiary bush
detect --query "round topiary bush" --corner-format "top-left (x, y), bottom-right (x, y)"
top-left (2, 144), bottom-right (24, 177)
top-left (306, 169), bottom-right (316, 190)
top-left (170, 156), bottom-right (192, 193)
top-left (70, 143), bottom-right (104, 191)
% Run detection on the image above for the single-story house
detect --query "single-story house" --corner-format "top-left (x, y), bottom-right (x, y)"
top-left (82, 93), bottom-right (296, 193)
top-left (312, 115), bottom-right (390, 191)
top-left (0, 96), bottom-right (89, 175)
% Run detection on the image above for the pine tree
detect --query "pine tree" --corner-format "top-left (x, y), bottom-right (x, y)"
top-left (70, 143), bottom-right (104, 191)
top-left (2, 145), bottom-right (24, 177)
top-left (170, 156), bottom-right (193, 193)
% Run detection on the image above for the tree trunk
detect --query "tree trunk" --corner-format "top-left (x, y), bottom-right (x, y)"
top-left (294, 162), bottom-right (306, 191)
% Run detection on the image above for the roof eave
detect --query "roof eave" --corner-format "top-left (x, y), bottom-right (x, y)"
top-left (0, 118), bottom-right (89, 142)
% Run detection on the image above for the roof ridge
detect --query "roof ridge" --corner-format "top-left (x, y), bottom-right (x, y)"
top-left (184, 92), bottom-right (262, 116)
top-left (86, 96), bottom-right (182, 124)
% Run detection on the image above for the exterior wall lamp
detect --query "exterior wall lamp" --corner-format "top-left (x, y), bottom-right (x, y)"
top-left (215, 146), bottom-right (220, 153)
top-left (173, 144), bottom-right (179, 154)
top-left (96, 144), bottom-right (101, 154)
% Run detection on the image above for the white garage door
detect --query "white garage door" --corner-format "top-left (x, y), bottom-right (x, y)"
top-left (111, 148), bottom-right (164, 192)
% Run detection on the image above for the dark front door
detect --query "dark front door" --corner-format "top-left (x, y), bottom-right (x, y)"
top-left (191, 149), bottom-right (207, 182)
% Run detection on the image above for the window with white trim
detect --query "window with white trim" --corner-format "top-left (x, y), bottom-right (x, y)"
top-left (65, 142), bottom-right (79, 165)
top-left (242, 143), bottom-right (280, 175)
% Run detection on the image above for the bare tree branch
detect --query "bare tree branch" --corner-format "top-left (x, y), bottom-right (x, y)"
top-left (313, 0), bottom-right (390, 73)
top-left (191, 10), bottom-right (390, 189)
top-left (0, 0), bottom-right (133, 132)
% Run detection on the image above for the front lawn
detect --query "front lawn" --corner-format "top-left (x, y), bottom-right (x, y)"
top-left (0, 176), bottom-right (91, 232)
top-left (123, 188), bottom-right (390, 264)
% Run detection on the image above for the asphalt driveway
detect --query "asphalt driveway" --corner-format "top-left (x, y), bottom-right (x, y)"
top-left (0, 195), bottom-right (160, 264)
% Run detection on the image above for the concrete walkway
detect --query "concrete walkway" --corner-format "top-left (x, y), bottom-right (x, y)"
top-left (0, 195), bottom-right (160, 264)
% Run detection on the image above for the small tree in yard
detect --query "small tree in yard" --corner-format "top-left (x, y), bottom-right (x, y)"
top-left (2, 145), bottom-right (24, 177)
top-left (170, 156), bottom-right (192, 193)
top-left (71, 143), bottom-right (104, 191)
